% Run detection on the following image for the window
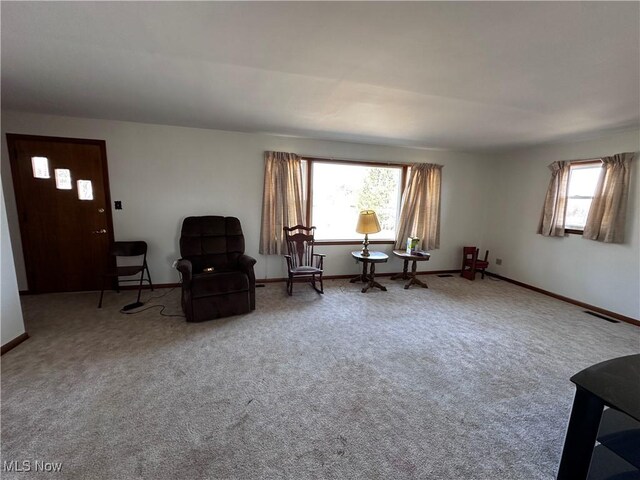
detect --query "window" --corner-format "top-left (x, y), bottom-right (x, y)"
top-left (31, 156), bottom-right (50, 179)
top-left (565, 162), bottom-right (601, 232)
top-left (305, 159), bottom-right (406, 242)
top-left (54, 169), bottom-right (72, 190)
top-left (77, 180), bottom-right (94, 200)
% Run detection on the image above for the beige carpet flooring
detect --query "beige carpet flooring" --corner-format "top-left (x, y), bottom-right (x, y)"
top-left (1, 276), bottom-right (639, 479)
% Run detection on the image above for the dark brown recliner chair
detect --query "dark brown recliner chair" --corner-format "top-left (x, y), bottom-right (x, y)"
top-left (176, 216), bottom-right (256, 322)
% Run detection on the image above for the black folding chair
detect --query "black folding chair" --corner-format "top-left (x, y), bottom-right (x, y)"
top-left (97, 241), bottom-right (153, 308)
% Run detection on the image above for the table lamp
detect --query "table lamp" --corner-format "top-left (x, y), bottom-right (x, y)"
top-left (356, 210), bottom-right (381, 257)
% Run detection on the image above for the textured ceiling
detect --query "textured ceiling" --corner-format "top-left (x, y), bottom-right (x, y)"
top-left (2, 1), bottom-right (639, 151)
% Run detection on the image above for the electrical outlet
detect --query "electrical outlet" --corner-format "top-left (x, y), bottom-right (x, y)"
top-left (496, 258), bottom-right (503, 265)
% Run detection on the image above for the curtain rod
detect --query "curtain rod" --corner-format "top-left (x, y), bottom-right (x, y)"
top-left (300, 155), bottom-right (409, 167)
top-left (570, 152), bottom-right (636, 164)
top-left (569, 157), bottom-right (602, 164)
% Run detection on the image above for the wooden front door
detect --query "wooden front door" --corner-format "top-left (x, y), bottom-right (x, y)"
top-left (7, 134), bottom-right (114, 293)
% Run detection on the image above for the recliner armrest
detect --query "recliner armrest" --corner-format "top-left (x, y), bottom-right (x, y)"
top-left (176, 259), bottom-right (193, 287)
top-left (237, 254), bottom-right (257, 274)
top-left (238, 254), bottom-right (257, 311)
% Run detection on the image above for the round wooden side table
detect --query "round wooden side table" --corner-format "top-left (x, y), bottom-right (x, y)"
top-left (391, 250), bottom-right (431, 289)
top-left (350, 251), bottom-right (388, 293)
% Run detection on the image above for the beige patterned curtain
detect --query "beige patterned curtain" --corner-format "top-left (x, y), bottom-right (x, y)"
top-left (259, 151), bottom-right (306, 255)
top-left (583, 152), bottom-right (634, 243)
top-left (394, 163), bottom-right (443, 251)
top-left (537, 161), bottom-right (571, 237)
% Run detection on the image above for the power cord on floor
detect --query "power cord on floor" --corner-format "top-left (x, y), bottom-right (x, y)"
top-left (119, 287), bottom-right (185, 318)
top-left (141, 287), bottom-right (177, 302)
top-left (120, 304), bottom-right (185, 318)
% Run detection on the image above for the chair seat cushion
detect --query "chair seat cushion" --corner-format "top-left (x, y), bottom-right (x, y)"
top-left (290, 266), bottom-right (322, 274)
top-left (191, 271), bottom-right (249, 298)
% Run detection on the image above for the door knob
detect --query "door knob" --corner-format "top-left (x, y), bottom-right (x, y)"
top-left (93, 228), bottom-right (107, 234)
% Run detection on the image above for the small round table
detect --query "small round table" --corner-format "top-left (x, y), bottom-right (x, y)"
top-left (350, 251), bottom-right (388, 293)
top-left (391, 250), bottom-right (431, 289)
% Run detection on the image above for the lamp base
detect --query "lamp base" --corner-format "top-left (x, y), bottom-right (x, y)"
top-left (361, 234), bottom-right (370, 257)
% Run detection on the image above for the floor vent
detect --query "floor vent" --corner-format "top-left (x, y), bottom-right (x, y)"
top-left (437, 274), bottom-right (454, 278)
top-left (584, 310), bottom-right (619, 323)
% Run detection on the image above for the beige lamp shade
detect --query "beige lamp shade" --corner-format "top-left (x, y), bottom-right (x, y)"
top-left (356, 210), bottom-right (381, 234)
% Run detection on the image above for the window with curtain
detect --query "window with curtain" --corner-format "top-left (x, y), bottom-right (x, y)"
top-left (309, 161), bottom-right (404, 241)
top-left (537, 152), bottom-right (634, 243)
top-left (261, 155), bottom-right (442, 249)
top-left (537, 160), bottom-right (571, 237)
top-left (583, 153), bottom-right (635, 243)
top-left (565, 162), bottom-right (602, 233)
top-left (300, 157), bottom-right (410, 245)
top-left (259, 151), bottom-right (306, 255)
top-left (394, 163), bottom-right (443, 251)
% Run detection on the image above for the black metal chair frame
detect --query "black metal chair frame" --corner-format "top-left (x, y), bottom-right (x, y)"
top-left (98, 241), bottom-right (153, 308)
top-left (283, 225), bottom-right (325, 296)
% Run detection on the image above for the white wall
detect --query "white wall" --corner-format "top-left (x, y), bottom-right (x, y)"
top-left (1, 110), bottom-right (492, 290)
top-left (2, 111), bottom-right (638, 319)
top-left (485, 128), bottom-right (640, 319)
top-left (1, 180), bottom-right (26, 346)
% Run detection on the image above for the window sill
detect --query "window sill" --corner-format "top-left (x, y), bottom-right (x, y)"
top-left (565, 229), bottom-right (584, 235)
top-left (315, 240), bottom-right (395, 246)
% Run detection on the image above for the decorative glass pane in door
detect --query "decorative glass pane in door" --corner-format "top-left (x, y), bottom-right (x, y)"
top-left (31, 156), bottom-right (50, 179)
top-left (55, 169), bottom-right (72, 190)
top-left (77, 180), bottom-right (93, 200)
